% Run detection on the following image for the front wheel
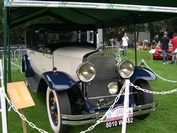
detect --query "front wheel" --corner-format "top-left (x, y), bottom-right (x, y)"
top-left (133, 79), bottom-right (153, 120)
top-left (46, 87), bottom-right (71, 133)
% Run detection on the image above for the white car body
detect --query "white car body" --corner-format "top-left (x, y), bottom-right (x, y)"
top-left (28, 47), bottom-right (96, 80)
top-left (22, 23), bottom-right (156, 133)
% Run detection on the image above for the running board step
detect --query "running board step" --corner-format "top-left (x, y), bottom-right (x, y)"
top-left (26, 77), bottom-right (39, 92)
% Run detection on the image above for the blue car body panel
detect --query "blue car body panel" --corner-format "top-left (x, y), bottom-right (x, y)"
top-left (41, 71), bottom-right (79, 91)
top-left (130, 66), bottom-right (156, 83)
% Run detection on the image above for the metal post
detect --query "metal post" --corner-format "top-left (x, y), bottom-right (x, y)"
top-left (134, 17), bottom-right (137, 66)
top-left (121, 79), bottom-right (130, 133)
top-left (2, 6), bottom-right (8, 133)
top-left (7, 18), bottom-right (12, 82)
top-left (0, 60), bottom-right (8, 133)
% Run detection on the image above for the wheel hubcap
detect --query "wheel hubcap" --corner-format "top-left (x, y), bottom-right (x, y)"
top-left (49, 92), bottom-right (59, 126)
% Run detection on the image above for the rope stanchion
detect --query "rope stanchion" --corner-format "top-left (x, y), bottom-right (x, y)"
top-left (121, 79), bottom-right (130, 133)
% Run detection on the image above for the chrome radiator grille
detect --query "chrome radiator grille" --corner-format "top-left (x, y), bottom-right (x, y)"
top-left (86, 52), bottom-right (118, 106)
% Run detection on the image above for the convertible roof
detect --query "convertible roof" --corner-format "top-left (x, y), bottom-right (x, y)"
top-left (7, 0), bottom-right (177, 28)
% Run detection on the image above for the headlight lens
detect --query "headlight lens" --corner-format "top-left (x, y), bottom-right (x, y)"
top-left (76, 62), bottom-right (96, 82)
top-left (117, 60), bottom-right (134, 78)
top-left (108, 82), bottom-right (118, 94)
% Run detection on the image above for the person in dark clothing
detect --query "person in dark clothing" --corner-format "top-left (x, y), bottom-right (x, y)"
top-left (152, 34), bottom-right (159, 44)
top-left (160, 31), bottom-right (170, 64)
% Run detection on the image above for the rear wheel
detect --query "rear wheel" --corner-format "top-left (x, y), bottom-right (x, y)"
top-left (133, 79), bottom-right (153, 120)
top-left (46, 87), bottom-right (71, 133)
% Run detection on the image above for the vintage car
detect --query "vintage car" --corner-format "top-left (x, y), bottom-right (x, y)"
top-left (22, 23), bottom-right (157, 133)
top-left (152, 41), bottom-right (173, 60)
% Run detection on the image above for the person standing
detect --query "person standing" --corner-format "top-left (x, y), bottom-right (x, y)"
top-left (171, 33), bottom-right (177, 64)
top-left (152, 34), bottom-right (159, 44)
top-left (143, 39), bottom-right (149, 50)
top-left (114, 38), bottom-right (120, 47)
top-left (160, 31), bottom-right (170, 64)
top-left (109, 38), bottom-right (115, 46)
top-left (122, 33), bottom-right (129, 56)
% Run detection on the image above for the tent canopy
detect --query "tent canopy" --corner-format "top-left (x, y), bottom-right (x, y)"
top-left (8, 0), bottom-right (177, 28)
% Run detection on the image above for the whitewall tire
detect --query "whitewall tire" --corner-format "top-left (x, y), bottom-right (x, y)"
top-left (46, 87), bottom-right (71, 133)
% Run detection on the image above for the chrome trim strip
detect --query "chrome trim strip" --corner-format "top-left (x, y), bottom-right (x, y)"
top-left (88, 92), bottom-right (134, 100)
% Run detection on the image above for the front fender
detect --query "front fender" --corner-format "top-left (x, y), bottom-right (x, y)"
top-left (130, 66), bottom-right (156, 83)
top-left (39, 71), bottom-right (79, 91)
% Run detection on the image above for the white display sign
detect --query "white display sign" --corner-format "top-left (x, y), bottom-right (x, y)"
top-left (149, 49), bottom-right (156, 54)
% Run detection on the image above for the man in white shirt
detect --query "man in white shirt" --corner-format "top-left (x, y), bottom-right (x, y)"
top-left (122, 33), bottom-right (129, 56)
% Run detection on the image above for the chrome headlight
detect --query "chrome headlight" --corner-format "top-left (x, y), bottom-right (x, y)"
top-left (76, 62), bottom-right (96, 82)
top-left (117, 60), bottom-right (134, 79)
top-left (108, 82), bottom-right (118, 94)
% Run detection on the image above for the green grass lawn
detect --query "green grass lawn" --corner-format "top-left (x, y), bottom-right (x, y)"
top-left (1, 49), bottom-right (177, 133)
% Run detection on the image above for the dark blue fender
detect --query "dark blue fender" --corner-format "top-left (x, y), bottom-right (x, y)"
top-left (39, 71), bottom-right (95, 113)
top-left (40, 71), bottom-right (79, 91)
top-left (22, 54), bottom-right (34, 77)
top-left (128, 66), bottom-right (156, 105)
top-left (130, 66), bottom-right (157, 84)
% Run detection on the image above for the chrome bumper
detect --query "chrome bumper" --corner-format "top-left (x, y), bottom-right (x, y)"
top-left (62, 102), bottom-right (157, 126)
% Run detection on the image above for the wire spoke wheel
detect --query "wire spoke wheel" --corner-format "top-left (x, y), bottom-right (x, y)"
top-left (46, 87), bottom-right (71, 133)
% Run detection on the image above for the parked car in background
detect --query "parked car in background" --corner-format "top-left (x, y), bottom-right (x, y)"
top-left (22, 23), bottom-right (157, 133)
top-left (153, 41), bottom-right (173, 60)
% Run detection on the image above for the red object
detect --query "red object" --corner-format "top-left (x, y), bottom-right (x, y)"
top-left (152, 43), bottom-right (173, 60)
top-left (171, 37), bottom-right (177, 51)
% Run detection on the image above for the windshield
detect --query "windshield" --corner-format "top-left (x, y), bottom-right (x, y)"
top-left (47, 30), bottom-right (95, 45)
top-left (26, 25), bottom-right (97, 50)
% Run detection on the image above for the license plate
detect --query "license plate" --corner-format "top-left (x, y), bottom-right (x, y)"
top-left (105, 106), bottom-right (133, 128)
top-left (105, 117), bottom-right (133, 128)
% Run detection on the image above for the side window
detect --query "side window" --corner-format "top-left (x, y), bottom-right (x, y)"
top-left (81, 31), bottom-right (87, 42)
top-left (47, 33), bottom-right (59, 44)
top-left (26, 31), bottom-right (35, 49)
top-left (87, 31), bottom-right (94, 43)
top-left (36, 32), bottom-right (44, 48)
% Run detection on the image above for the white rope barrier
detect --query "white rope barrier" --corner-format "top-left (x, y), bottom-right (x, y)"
top-left (141, 59), bottom-right (177, 83)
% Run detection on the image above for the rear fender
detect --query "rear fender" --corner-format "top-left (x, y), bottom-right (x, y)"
top-left (37, 71), bottom-right (79, 92)
top-left (22, 54), bottom-right (34, 77)
top-left (130, 66), bottom-right (156, 84)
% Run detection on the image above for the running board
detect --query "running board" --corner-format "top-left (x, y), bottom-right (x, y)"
top-left (26, 77), bottom-right (39, 92)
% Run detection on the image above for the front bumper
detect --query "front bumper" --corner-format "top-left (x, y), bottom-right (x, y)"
top-left (62, 102), bottom-right (157, 126)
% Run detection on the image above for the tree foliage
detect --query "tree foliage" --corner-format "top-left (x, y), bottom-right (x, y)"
top-left (104, 18), bottom-right (177, 43)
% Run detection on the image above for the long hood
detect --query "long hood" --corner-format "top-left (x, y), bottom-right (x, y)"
top-left (54, 46), bottom-right (97, 59)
